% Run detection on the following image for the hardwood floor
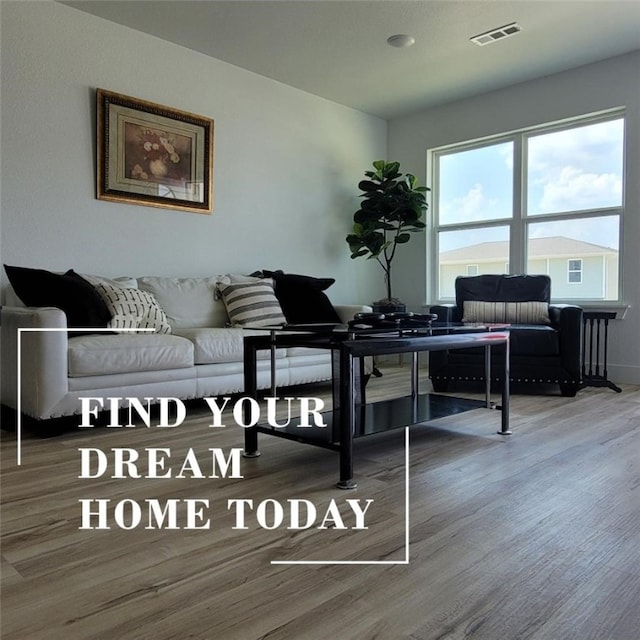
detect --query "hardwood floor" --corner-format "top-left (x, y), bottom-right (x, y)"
top-left (1, 367), bottom-right (639, 640)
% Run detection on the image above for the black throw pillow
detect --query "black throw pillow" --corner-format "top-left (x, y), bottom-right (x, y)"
top-left (4, 265), bottom-right (112, 329)
top-left (262, 270), bottom-right (341, 324)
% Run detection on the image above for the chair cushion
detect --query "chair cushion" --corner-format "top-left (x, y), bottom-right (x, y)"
top-left (68, 334), bottom-right (194, 377)
top-left (509, 325), bottom-right (559, 356)
top-left (455, 274), bottom-right (551, 318)
top-left (445, 325), bottom-right (559, 360)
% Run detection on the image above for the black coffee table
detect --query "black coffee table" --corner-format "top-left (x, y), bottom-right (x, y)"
top-left (242, 324), bottom-right (511, 489)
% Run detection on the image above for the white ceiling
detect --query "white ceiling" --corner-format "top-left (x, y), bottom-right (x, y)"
top-left (62, 0), bottom-right (640, 119)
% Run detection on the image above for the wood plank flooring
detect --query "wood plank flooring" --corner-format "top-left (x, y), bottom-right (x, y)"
top-left (1, 367), bottom-right (639, 640)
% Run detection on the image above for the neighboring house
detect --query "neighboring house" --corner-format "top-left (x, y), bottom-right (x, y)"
top-left (439, 236), bottom-right (619, 300)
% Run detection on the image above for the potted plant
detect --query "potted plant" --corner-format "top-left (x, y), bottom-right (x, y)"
top-left (346, 160), bottom-right (428, 313)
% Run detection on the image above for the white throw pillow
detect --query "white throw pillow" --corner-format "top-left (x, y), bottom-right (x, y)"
top-left (94, 281), bottom-right (172, 334)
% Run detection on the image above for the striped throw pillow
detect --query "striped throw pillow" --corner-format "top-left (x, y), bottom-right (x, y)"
top-left (218, 280), bottom-right (286, 327)
top-left (94, 282), bottom-right (172, 334)
top-left (462, 300), bottom-right (550, 324)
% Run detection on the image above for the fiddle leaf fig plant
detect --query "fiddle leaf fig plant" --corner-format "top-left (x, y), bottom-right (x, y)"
top-left (346, 160), bottom-right (429, 304)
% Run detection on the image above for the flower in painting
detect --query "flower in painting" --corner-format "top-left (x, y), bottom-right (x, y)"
top-left (126, 123), bottom-right (189, 183)
top-left (137, 128), bottom-right (182, 177)
top-left (131, 164), bottom-right (148, 180)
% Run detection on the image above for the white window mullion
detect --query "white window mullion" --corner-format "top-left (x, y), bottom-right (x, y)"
top-left (511, 134), bottom-right (525, 275)
top-left (427, 149), bottom-right (439, 304)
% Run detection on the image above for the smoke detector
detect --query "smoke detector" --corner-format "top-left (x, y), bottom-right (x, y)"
top-left (387, 34), bottom-right (416, 48)
top-left (470, 22), bottom-right (522, 46)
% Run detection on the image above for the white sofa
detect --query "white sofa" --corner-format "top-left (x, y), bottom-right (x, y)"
top-left (1, 273), bottom-right (369, 422)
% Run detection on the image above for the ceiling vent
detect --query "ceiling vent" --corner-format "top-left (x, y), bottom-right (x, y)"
top-left (470, 22), bottom-right (522, 46)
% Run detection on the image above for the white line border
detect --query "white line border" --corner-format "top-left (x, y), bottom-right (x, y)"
top-left (270, 426), bottom-right (411, 565)
top-left (16, 327), bottom-right (154, 466)
top-left (16, 329), bottom-right (411, 565)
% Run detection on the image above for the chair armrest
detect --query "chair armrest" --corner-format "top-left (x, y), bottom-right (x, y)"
top-left (548, 303), bottom-right (583, 331)
top-left (429, 303), bottom-right (459, 323)
top-left (333, 304), bottom-right (373, 324)
top-left (1, 306), bottom-right (69, 418)
top-left (548, 304), bottom-right (583, 376)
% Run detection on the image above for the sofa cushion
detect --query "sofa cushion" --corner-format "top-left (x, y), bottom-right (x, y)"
top-left (462, 300), bottom-right (550, 324)
top-left (68, 334), bottom-right (194, 377)
top-left (225, 273), bottom-right (263, 284)
top-left (82, 274), bottom-right (139, 290)
top-left (3, 265), bottom-right (112, 330)
top-left (137, 276), bottom-right (229, 329)
top-left (174, 327), bottom-right (286, 364)
top-left (217, 280), bottom-right (286, 327)
top-left (263, 271), bottom-right (341, 324)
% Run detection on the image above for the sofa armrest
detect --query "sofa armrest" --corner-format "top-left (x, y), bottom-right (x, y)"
top-left (333, 304), bottom-right (373, 324)
top-left (429, 303), bottom-right (459, 323)
top-left (548, 304), bottom-right (583, 376)
top-left (1, 306), bottom-right (69, 418)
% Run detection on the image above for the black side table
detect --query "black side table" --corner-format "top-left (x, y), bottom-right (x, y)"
top-left (581, 311), bottom-right (622, 393)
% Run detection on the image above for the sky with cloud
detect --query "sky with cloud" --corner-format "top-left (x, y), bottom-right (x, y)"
top-left (436, 117), bottom-right (623, 252)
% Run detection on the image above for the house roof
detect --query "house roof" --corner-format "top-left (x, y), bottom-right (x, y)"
top-left (441, 236), bottom-right (618, 263)
top-left (61, 1), bottom-right (640, 119)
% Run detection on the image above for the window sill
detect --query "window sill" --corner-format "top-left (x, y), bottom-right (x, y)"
top-left (577, 303), bottom-right (630, 319)
top-left (424, 302), bottom-right (630, 319)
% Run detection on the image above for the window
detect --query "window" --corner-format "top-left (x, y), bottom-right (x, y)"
top-left (466, 264), bottom-right (479, 276)
top-left (431, 111), bottom-right (624, 302)
top-left (568, 259), bottom-right (582, 284)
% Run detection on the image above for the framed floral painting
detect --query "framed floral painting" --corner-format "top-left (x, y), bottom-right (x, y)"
top-left (96, 89), bottom-right (214, 213)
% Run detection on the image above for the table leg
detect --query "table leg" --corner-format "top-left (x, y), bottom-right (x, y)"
top-left (269, 329), bottom-right (277, 397)
top-left (411, 351), bottom-right (419, 422)
top-left (498, 337), bottom-right (512, 435)
top-left (484, 344), bottom-right (491, 408)
top-left (243, 339), bottom-right (260, 458)
top-left (337, 345), bottom-right (357, 490)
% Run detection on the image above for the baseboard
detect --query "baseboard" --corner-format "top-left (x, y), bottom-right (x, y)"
top-left (605, 364), bottom-right (640, 386)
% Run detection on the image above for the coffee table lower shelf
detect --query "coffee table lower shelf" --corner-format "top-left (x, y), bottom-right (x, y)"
top-left (243, 393), bottom-right (486, 475)
top-left (243, 330), bottom-right (511, 488)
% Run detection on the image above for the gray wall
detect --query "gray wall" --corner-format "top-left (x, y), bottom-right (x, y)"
top-left (389, 52), bottom-right (640, 383)
top-left (0, 1), bottom-right (386, 306)
top-left (2, 2), bottom-right (638, 384)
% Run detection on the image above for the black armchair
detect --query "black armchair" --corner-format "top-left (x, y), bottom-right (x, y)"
top-left (429, 274), bottom-right (583, 396)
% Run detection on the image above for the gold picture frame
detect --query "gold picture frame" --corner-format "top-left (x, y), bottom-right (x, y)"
top-left (96, 89), bottom-right (214, 214)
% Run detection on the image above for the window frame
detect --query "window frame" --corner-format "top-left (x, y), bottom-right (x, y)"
top-left (428, 108), bottom-right (625, 305)
top-left (567, 259), bottom-right (583, 285)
